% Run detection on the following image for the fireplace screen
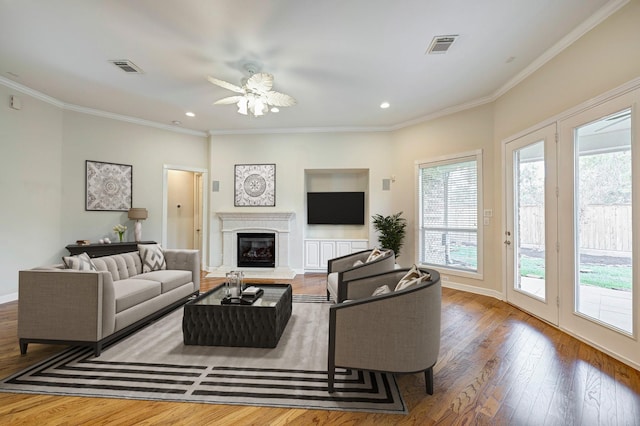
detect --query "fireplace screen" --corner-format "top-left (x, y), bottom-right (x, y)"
top-left (237, 233), bottom-right (276, 268)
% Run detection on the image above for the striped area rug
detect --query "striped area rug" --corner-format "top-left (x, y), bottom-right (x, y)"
top-left (1, 295), bottom-right (407, 414)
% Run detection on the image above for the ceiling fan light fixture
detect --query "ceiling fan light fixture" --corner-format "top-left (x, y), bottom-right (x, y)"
top-left (237, 98), bottom-right (248, 115)
top-left (208, 71), bottom-right (295, 118)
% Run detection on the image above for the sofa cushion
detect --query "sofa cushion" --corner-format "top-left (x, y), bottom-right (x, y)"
top-left (62, 252), bottom-right (97, 271)
top-left (137, 270), bottom-right (192, 293)
top-left (138, 244), bottom-right (167, 273)
top-left (113, 279), bottom-right (162, 313)
top-left (92, 252), bottom-right (142, 281)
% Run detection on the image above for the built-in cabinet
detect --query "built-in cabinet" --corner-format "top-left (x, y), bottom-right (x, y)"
top-left (304, 239), bottom-right (369, 271)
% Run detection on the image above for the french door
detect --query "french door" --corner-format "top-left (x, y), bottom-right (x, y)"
top-left (557, 89), bottom-right (637, 363)
top-left (505, 87), bottom-right (639, 368)
top-left (505, 124), bottom-right (559, 325)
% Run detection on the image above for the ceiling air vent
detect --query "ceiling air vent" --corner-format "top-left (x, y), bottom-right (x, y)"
top-left (426, 35), bottom-right (458, 54)
top-left (109, 60), bottom-right (144, 74)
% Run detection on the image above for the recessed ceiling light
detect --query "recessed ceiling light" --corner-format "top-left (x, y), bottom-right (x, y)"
top-left (172, 120), bottom-right (182, 126)
top-left (380, 102), bottom-right (390, 109)
top-left (270, 107), bottom-right (280, 113)
top-left (185, 112), bottom-right (195, 117)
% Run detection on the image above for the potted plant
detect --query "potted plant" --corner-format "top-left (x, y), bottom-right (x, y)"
top-left (372, 212), bottom-right (407, 258)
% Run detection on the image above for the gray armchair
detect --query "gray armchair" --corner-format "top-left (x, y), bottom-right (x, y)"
top-left (327, 267), bottom-right (441, 394)
top-left (326, 249), bottom-right (396, 302)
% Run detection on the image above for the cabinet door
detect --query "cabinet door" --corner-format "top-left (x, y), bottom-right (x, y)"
top-left (304, 240), bottom-right (321, 269)
top-left (336, 241), bottom-right (353, 257)
top-left (319, 241), bottom-right (336, 270)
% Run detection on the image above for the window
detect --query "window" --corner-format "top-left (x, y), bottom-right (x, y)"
top-left (418, 150), bottom-right (482, 276)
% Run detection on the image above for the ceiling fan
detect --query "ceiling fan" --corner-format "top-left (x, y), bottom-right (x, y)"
top-left (208, 70), bottom-right (296, 117)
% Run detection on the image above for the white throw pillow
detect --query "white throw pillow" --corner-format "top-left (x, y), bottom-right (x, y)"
top-left (372, 284), bottom-right (391, 296)
top-left (353, 259), bottom-right (364, 267)
top-left (62, 252), bottom-right (97, 271)
top-left (138, 244), bottom-right (167, 273)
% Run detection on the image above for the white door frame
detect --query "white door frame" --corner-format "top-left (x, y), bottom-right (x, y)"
top-left (163, 164), bottom-right (208, 268)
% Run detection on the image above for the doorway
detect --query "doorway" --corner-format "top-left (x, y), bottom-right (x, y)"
top-left (504, 86), bottom-right (639, 368)
top-left (162, 165), bottom-right (208, 267)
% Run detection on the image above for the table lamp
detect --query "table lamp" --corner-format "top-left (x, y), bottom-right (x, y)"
top-left (128, 208), bottom-right (148, 242)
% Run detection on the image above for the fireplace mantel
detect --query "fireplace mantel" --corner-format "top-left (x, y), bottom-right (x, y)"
top-left (217, 212), bottom-right (295, 232)
top-left (211, 211), bottom-right (296, 279)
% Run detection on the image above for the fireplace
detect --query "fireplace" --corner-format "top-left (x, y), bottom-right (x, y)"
top-left (237, 233), bottom-right (276, 268)
top-left (213, 212), bottom-right (295, 279)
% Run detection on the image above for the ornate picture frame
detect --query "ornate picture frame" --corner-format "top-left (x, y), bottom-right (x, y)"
top-left (234, 164), bottom-right (276, 207)
top-left (85, 160), bottom-right (133, 211)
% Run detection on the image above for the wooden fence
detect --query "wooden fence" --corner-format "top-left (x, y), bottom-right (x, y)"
top-left (520, 205), bottom-right (632, 252)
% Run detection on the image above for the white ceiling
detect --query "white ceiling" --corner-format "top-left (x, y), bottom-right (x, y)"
top-left (0, 0), bottom-right (625, 134)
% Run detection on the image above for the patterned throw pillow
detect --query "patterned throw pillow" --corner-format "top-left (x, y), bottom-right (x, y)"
top-left (372, 284), bottom-right (391, 296)
top-left (394, 264), bottom-right (431, 291)
top-left (62, 252), bottom-right (97, 271)
top-left (365, 248), bottom-right (387, 263)
top-left (138, 244), bottom-right (167, 273)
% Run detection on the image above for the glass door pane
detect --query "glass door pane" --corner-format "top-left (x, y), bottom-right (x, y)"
top-left (515, 141), bottom-right (546, 299)
top-left (574, 109), bottom-right (633, 334)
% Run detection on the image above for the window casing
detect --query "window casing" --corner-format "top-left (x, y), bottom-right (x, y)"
top-left (417, 150), bottom-right (483, 278)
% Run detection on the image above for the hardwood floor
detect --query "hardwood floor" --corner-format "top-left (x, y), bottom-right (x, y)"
top-left (1, 273), bottom-right (639, 425)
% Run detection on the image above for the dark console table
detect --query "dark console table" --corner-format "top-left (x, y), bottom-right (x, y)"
top-left (65, 241), bottom-right (156, 258)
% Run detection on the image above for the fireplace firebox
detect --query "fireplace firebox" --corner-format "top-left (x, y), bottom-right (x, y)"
top-left (237, 233), bottom-right (276, 268)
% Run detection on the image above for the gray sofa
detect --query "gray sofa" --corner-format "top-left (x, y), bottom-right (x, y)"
top-left (18, 249), bottom-right (200, 356)
top-left (328, 267), bottom-right (441, 394)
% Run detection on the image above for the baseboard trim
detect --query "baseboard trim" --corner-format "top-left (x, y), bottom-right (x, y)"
top-left (442, 281), bottom-right (504, 301)
top-left (0, 292), bottom-right (18, 305)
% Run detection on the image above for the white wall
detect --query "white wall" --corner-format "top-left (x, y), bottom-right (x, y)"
top-left (60, 111), bottom-right (208, 246)
top-left (0, 86), bottom-right (63, 301)
top-left (494, 0), bottom-right (640, 141)
top-left (0, 95), bottom-right (208, 302)
top-left (208, 131), bottom-right (394, 271)
top-left (392, 104), bottom-right (497, 291)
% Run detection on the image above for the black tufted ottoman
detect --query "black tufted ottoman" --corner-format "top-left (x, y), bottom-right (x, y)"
top-left (182, 283), bottom-right (292, 347)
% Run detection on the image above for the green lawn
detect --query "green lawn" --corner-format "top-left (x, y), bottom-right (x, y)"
top-left (448, 245), bottom-right (632, 291)
top-left (519, 255), bottom-right (631, 291)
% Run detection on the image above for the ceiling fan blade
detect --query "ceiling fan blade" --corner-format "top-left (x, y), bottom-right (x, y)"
top-left (246, 73), bottom-right (274, 93)
top-left (264, 91), bottom-right (296, 107)
top-left (207, 76), bottom-right (245, 94)
top-left (213, 95), bottom-right (245, 105)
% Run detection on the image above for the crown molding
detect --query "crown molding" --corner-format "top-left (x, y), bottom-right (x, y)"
top-left (492, 0), bottom-right (630, 100)
top-left (0, 76), bottom-right (207, 138)
top-left (0, 75), bottom-right (64, 108)
top-left (63, 104), bottom-right (208, 137)
top-left (209, 125), bottom-right (392, 136)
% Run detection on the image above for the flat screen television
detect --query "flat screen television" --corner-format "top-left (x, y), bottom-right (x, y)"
top-left (307, 191), bottom-right (365, 225)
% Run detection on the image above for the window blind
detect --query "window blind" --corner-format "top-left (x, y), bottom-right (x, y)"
top-left (419, 156), bottom-right (479, 272)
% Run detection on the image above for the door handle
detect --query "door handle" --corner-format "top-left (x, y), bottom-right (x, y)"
top-left (504, 240), bottom-right (511, 245)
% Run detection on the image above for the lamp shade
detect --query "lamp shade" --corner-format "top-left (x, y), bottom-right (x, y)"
top-left (128, 208), bottom-right (148, 220)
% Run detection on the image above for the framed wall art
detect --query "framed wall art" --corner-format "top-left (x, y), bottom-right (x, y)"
top-left (234, 164), bottom-right (276, 207)
top-left (85, 160), bottom-right (132, 211)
